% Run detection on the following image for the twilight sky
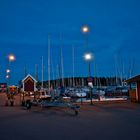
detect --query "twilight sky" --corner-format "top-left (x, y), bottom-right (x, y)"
top-left (0, 0), bottom-right (140, 85)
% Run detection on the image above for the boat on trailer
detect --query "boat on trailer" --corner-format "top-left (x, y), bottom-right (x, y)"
top-left (26, 96), bottom-right (80, 115)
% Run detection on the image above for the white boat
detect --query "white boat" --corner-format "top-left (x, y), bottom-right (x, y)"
top-left (75, 90), bottom-right (87, 98)
top-left (92, 88), bottom-right (105, 96)
top-left (81, 87), bottom-right (90, 92)
top-left (39, 94), bottom-right (51, 99)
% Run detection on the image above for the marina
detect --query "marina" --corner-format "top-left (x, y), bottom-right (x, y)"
top-left (0, 0), bottom-right (140, 140)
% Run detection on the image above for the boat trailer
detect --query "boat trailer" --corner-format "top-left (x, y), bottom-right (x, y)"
top-left (25, 97), bottom-right (80, 115)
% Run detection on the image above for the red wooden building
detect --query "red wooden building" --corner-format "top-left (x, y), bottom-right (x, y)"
top-left (22, 74), bottom-right (37, 92)
top-left (126, 75), bottom-right (140, 102)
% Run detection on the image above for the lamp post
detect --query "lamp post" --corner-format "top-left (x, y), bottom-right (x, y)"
top-left (8, 54), bottom-right (15, 84)
top-left (6, 69), bottom-right (10, 88)
top-left (82, 26), bottom-right (89, 49)
top-left (84, 53), bottom-right (93, 104)
top-left (82, 25), bottom-right (93, 105)
top-left (84, 53), bottom-right (92, 76)
top-left (6, 54), bottom-right (15, 88)
top-left (5, 54), bottom-right (15, 106)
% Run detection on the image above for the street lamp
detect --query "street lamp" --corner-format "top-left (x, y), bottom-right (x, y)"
top-left (6, 54), bottom-right (15, 86)
top-left (84, 53), bottom-right (93, 77)
top-left (84, 52), bottom-right (93, 105)
top-left (82, 25), bottom-right (93, 104)
top-left (84, 53), bottom-right (92, 61)
top-left (6, 69), bottom-right (10, 85)
top-left (6, 54), bottom-right (16, 106)
top-left (82, 25), bottom-right (91, 77)
top-left (84, 52), bottom-right (93, 78)
top-left (82, 26), bottom-right (89, 33)
top-left (82, 25), bottom-right (89, 48)
top-left (8, 54), bottom-right (15, 62)
top-left (6, 75), bottom-right (9, 79)
top-left (6, 69), bottom-right (10, 73)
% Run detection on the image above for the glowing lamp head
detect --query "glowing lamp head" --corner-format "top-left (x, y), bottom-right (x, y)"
top-left (6, 75), bottom-right (9, 79)
top-left (6, 69), bottom-right (10, 73)
top-left (8, 54), bottom-right (15, 61)
top-left (84, 53), bottom-right (93, 61)
top-left (82, 26), bottom-right (89, 33)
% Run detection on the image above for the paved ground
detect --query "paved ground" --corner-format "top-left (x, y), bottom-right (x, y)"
top-left (0, 95), bottom-right (140, 140)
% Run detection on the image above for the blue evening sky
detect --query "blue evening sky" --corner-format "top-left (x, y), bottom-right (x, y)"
top-left (0, 0), bottom-right (140, 85)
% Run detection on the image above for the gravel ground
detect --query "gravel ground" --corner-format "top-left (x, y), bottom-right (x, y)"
top-left (0, 96), bottom-right (140, 140)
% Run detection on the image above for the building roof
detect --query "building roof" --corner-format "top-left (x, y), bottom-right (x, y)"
top-left (126, 75), bottom-right (140, 83)
top-left (22, 74), bottom-right (37, 83)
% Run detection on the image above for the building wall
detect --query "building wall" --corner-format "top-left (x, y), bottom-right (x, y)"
top-left (24, 79), bottom-right (34, 92)
top-left (137, 82), bottom-right (140, 101)
top-left (129, 89), bottom-right (136, 102)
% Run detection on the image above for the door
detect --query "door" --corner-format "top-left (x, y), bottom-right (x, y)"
top-left (137, 82), bottom-right (140, 101)
top-left (24, 79), bottom-right (34, 92)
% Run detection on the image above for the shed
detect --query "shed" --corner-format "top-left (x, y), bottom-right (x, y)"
top-left (126, 75), bottom-right (140, 102)
top-left (22, 74), bottom-right (37, 92)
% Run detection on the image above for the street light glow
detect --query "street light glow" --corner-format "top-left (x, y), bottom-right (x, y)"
top-left (84, 53), bottom-right (93, 61)
top-left (6, 75), bottom-right (9, 79)
top-left (8, 54), bottom-right (15, 61)
top-left (6, 69), bottom-right (10, 73)
top-left (82, 26), bottom-right (89, 33)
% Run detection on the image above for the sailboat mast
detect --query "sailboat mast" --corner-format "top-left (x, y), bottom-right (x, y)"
top-left (24, 65), bottom-right (27, 78)
top-left (41, 56), bottom-right (44, 90)
top-left (35, 64), bottom-right (38, 81)
top-left (56, 64), bottom-right (60, 87)
top-left (60, 35), bottom-right (65, 87)
top-left (61, 47), bottom-right (64, 87)
top-left (114, 55), bottom-right (118, 86)
top-left (72, 45), bottom-right (75, 87)
top-left (51, 62), bottom-right (55, 88)
top-left (48, 35), bottom-right (51, 94)
top-left (128, 58), bottom-right (135, 78)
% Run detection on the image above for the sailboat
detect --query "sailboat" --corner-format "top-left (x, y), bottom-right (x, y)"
top-left (39, 56), bottom-right (50, 98)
